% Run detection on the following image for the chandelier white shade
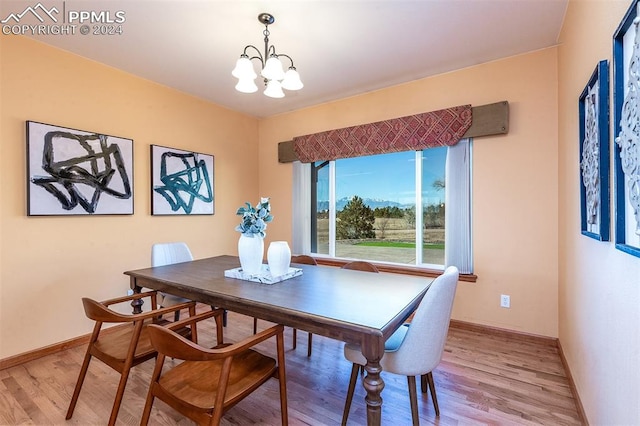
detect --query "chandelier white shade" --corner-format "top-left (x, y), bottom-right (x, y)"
top-left (235, 77), bottom-right (258, 94)
top-left (264, 79), bottom-right (285, 98)
top-left (232, 57), bottom-right (257, 80)
top-left (282, 68), bottom-right (304, 90)
top-left (232, 13), bottom-right (303, 99)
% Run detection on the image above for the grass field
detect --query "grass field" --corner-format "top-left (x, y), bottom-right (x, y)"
top-left (356, 241), bottom-right (445, 249)
top-left (315, 218), bottom-right (445, 265)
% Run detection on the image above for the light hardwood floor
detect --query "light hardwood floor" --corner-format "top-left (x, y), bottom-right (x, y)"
top-left (0, 309), bottom-right (582, 425)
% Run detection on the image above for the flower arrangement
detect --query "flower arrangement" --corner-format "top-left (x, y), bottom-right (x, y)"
top-left (235, 197), bottom-right (273, 238)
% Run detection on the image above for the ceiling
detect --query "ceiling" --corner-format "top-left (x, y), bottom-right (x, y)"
top-left (2, 0), bottom-right (568, 118)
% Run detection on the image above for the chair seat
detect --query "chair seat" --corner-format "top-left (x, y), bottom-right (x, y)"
top-left (384, 323), bottom-right (409, 352)
top-left (157, 348), bottom-right (277, 410)
top-left (344, 323), bottom-right (409, 366)
top-left (160, 294), bottom-right (191, 307)
top-left (92, 319), bottom-right (190, 367)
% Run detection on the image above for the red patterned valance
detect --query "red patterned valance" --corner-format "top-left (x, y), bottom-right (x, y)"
top-left (292, 105), bottom-right (472, 163)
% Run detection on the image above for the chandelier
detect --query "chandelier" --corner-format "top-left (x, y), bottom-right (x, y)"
top-left (232, 13), bottom-right (303, 98)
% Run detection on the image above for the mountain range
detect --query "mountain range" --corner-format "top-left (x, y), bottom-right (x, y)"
top-left (317, 197), bottom-right (409, 212)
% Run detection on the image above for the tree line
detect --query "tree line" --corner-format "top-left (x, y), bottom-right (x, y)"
top-left (317, 195), bottom-right (445, 240)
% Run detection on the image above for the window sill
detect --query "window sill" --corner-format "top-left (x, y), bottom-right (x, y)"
top-left (312, 257), bottom-right (477, 283)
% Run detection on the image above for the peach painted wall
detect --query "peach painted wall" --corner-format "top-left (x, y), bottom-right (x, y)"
top-left (0, 36), bottom-right (259, 359)
top-left (259, 48), bottom-right (560, 338)
top-left (558, 1), bottom-right (640, 424)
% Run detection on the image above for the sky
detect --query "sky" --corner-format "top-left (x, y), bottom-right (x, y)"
top-left (317, 148), bottom-right (447, 207)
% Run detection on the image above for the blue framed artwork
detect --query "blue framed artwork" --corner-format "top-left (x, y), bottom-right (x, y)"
top-left (27, 121), bottom-right (133, 216)
top-left (613, 0), bottom-right (640, 257)
top-left (579, 60), bottom-right (610, 241)
top-left (151, 145), bottom-right (214, 215)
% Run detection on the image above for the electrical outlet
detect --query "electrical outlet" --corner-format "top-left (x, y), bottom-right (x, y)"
top-left (500, 294), bottom-right (510, 308)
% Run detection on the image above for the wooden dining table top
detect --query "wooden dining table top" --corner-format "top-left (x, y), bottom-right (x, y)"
top-left (125, 254), bottom-right (434, 425)
top-left (124, 255), bottom-right (432, 345)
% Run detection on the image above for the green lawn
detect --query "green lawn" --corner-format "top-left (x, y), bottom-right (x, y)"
top-left (355, 241), bottom-right (445, 249)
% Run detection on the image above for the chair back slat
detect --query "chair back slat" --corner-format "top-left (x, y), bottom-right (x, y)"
top-left (148, 324), bottom-right (219, 361)
top-left (341, 261), bottom-right (379, 273)
top-left (82, 298), bottom-right (133, 323)
top-left (291, 255), bottom-right (317, 265)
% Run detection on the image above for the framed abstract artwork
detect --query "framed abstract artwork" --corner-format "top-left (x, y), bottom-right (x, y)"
top-left (27, 121), bottom-right (133, 216)
top-left (613, 0), bottom-right (640, 257)
top-left (150, 145), bottom-right (214, 215)
top-left (579, 60), bottom-right (610, 241)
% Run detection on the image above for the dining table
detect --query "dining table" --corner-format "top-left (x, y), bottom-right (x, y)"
top-left (124, 255), bottom-right (433, 426)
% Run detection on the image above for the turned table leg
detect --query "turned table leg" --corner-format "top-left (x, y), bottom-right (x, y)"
top-left (361, 337), bottom-right (385, 426)
top-left (129, 277), bottom-right (143, 314)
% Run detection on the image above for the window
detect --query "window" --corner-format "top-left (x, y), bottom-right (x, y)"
top-left (293, 139), bottom-right (472, 273)
top-left (298, 144), bottom-right (463, 269)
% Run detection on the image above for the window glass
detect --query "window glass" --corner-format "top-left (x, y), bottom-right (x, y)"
top-left (421, 147), bottom-right (447, 266)
top-left (313, 161), bottom-right (330, 254)
top-left (335, 151), bottom-right (416, 262)
top-left (311, 148), bottom-right (447, 267)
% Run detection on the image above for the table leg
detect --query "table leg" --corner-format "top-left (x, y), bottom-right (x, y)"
top-left (129, 277), bottom-right (143, 314)
top-left (361, 338), bottom-right (385, 426)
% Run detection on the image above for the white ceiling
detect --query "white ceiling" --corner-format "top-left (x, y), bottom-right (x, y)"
top-left (2, 0), bottom-right (568, 118)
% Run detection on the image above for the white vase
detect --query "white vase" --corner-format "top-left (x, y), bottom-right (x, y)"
top-left (238, 234), bottom-right (264, 275)
top-left (267, 241), bottom-right (291, 278)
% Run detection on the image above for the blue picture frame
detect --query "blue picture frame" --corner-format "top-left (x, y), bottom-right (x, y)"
top-left (579, 60), bottom-right (610, 241)
top-left (613, 0), bottom-right (640, 257)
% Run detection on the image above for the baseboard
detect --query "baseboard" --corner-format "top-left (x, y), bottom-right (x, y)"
top-left (449, 319), bottom-right (558, 346)
top-left (0, 325), bottom-right (122, 371)
top-left (557, 339), bottom-right (589, 425)
top-left (449, 319), bottom-right (588, 425)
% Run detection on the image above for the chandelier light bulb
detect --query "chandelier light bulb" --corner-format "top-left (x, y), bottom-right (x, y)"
top-left (264, 79), bottom-right (285, 98)
top-left (281, 67), bottom-right (304, 91)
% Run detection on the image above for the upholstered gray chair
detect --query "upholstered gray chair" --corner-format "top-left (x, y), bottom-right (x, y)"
top-left (342, 266), bottom-right (459, 425)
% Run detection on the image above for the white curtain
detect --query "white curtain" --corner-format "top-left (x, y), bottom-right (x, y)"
top-left (291, 161), bottom-right (312, 255)
top-left (445, 138), bottom-right (473, 274)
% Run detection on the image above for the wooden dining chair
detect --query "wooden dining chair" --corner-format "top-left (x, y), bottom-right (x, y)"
top-left (341, 260), bottom-right (380, 273)
top-left (65, 291), bottom-right (224, 426)
top-left (253, 254), bottom-right (318, 356)
top-left (141, 323), bottom-right (288, 426)
top-left (291, 254), bottom-right (317, 265)
top-left (341, 266), bottom-right (459, 425)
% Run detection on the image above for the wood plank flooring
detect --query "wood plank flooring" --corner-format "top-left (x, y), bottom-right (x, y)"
top-left (0, 309), bottom-right (583, 425)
